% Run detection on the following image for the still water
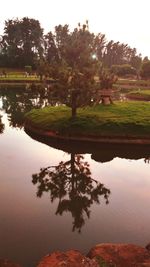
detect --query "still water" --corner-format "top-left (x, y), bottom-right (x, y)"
top-left (0, 85), bottom-right (150, 267)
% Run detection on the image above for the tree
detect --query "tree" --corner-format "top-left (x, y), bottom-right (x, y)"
top-left (32, 154), bottom-right (110, 232)
top-left (0, 85), bottom-right (48, 128)
top-left (2, 17), bottom-right (43, 67)
top-left (102, 41), bottom-right (137, 68)
top-left (44, 31), bottom-right (59, 63)
top-left (95, 33), bottom-right (106, 62)
top-left (46, 22), bottom-right (99, 118)
top-left (140, 60), bottom-right (150, 79)
top-left (111, 64), bottom-right (136, 77)
top-left (36, 59), bottom-right (51, 81)
top-left (0, 115), bottom-right (4, 133)
top-left (130, 54), bottom-right (142, 79)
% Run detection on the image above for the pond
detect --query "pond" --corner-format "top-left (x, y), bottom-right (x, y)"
top-left (0, 85), bottom-right (150, 267)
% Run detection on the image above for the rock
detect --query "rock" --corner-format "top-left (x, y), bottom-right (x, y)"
top-left (37, 250), bottom-right (99, 267)
top-left (0, 259), bottom-right (22, 267)
top-left (87, 243), bottom-right (150, 267)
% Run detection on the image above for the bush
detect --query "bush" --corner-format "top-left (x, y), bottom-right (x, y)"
top-left (111, 64), bottom-right (136, 77)
top-left (140, 61), bottom-right (150, 79)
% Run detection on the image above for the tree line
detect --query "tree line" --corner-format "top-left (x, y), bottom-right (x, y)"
top-left (0, 17), bottom-right (143, 73)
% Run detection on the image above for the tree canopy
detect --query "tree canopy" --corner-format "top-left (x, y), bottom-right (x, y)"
top-left (0, 17), bottom-right (43, 67)
top-left (0, 17), bottom-right (143, 70)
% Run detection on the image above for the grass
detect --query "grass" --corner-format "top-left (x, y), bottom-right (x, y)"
top-left (0, 74), bottom-right (56, 82)
top-left (127, 90), bottom-right (150, 100)
top-left (25, 101), bottom-right (150, 138)
top-left (128, 89), bottom-right (150, 96)
top-left (116, 79), bottom-right (150, 86)
top-left (0, 76), bottom-right (39, 81)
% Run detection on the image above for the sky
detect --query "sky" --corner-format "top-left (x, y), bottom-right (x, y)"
top-left (0, 0), bottom-right (150, 57)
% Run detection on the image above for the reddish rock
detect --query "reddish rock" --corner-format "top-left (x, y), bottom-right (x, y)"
top-left (87, 243), bottom-right (150, 267)
top-left (0, 259), bottom-right (22, 267)
top-left (37, 250), bottom-right (99, 267)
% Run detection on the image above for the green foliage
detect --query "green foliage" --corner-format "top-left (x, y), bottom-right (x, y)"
top-left (1, 17), bottom-right (43, 68)
top-left (140, 60), bottom-right (150, 79)
top-left (0, 115), bottom-right (4, 133)
top-left (130, 55), bottom-right (142, 70)
top-left (0, 16), bottom-right (144, 74)
top-left (44, 21), bottom-right (99, 117)
top-left (99, 68), bottom-right (118, 89)
top-left (36, 59), bottom-right (51, 81)
top-left (101, 41), bottom-right (137, 68)
top-left (111, 64), bottom-right (136, 77)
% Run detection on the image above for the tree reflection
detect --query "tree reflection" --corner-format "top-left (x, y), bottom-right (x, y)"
top-left (0, 85), bottom-right (50, 128)
top-left (144, 157), bottom-right (150, 164)
top-left (0, 115), bottom-right (4, 133)
top-left (32, 153), bottom-right (110, 232)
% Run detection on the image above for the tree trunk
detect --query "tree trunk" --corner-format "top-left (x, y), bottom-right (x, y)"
top-left (71, 90), bottom-right (78, 118)
top-left (72, 105), bottom-right (77, 118)
top-left (71, 153), bottom-right (75, 193)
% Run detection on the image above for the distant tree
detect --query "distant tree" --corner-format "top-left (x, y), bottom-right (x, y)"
top-left (0, 115), bottom-right (4, 133)
top-left (130, 54), bottom-right (142, 70)
top-left (36, 59), bottom-right (51, 81)
top-left (140, 60), bottom-right (150, 79)
top-left (95, 33), bottom-right (106, 62)
top-left (2, 17), bottom-right (43, 67)
top-left (102, 41), bottom-right (137, 68)
top-left (143, 56), bottom-right (149, 63)
top-left (130, 54), bottom-right (142, 79)
top-left (111, 64), bottom-right (136, 77)
top-left (44, 31), bottom-right (59, 63)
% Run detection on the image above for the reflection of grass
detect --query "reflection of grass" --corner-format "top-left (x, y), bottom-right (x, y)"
top-left (25, 101), bottom-right (150, 138)
top-left (0, 116), bottom-right (4, 133)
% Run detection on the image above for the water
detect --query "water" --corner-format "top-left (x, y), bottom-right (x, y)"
top-left (0, 85), bottom-right (150, 267)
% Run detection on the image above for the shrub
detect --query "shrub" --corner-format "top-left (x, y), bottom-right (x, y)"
top-left (140, 61), bottom-right (150, 79)
top-left (111, 64), bottom-right (136, 77)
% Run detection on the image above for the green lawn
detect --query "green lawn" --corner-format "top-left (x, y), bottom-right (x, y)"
top-left (127, 90), bottom-right (150, 100)
top-left (25, 101), bottom-right (150, 138)
top-left (116, 79), bottom-right (150, 86)
top-left (0, 76), bottom-right (39, 81)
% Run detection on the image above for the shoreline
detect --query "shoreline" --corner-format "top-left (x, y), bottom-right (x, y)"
top-left (25, 122), bottom-right (150, 145)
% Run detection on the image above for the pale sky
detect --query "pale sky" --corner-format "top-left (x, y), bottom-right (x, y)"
top-left (0, 0), bottom-right (150, 57)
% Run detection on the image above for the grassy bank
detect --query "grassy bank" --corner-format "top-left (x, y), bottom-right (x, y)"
top-left (127, 90), bottom-right (150, 101)
top-left (25, 101), bottom-right (150, 138)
